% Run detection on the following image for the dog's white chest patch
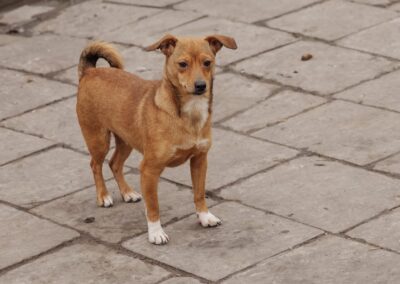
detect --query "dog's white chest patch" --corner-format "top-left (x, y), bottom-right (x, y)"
top-left (182, 97), bottom-right (209, 129)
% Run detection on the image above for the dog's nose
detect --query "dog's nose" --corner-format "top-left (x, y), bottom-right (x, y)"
top-left (194, 80), bottom-right (206, 94)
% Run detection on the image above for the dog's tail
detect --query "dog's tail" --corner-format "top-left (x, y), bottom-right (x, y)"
top-left (78, 41), bottom-right (124, 80)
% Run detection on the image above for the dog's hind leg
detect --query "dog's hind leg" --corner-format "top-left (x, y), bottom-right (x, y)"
top-left (109, 134), bottom-right (142, 203)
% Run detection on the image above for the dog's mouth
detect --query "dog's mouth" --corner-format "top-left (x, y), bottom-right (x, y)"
top-left (191, 90), bottom-right (206, 96)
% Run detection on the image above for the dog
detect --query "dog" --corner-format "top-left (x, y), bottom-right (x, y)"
top-left (76, 34), bottom-right (237, 244)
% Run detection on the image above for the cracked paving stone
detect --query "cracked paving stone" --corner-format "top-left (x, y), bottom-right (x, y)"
top-left (224, 236), bottom-right (400, 284)
top-left (374, 153), bottom-right (400, 175)
top-left (0, 69), bottom-right (76, 120)
top-left (0, 34), bottom-right (87, 75)
top-left (253, 101), bottom-right (400, 165)
top-left (33, 0), bottom-right (160, 39)
top-left (267, 0), bottom-right (397, 41)
top-left (334, 69), bottom-right (400, 112)
top-left (0, 147), bottom-right (112, 208)
top-left (0, 5), bottom-right (54, 25)
top-left (160, 128), bottom-right (298, 190)
top-left (220, 156), bottom-right (400, 233)
top-left (221, 90), bottom-right (326, 132)
top-left (233, 41), bottom-right (397, 95)
top-left (108, 0), bottom-right (182, 7)
top-left (0, 204), bottom-right (79, 270)
top-left (338, 18), bottom-right (400, 60)
top-left (103, 10), bottom-right (203, 46)
top-left (0, 128), bottom-right (53, 165)
top-left (175, 0), bottom-right (320, 23)
top-left (123, 202), bottom-right (321, 281)
top-left (32, 174), bottom-right (215, 243)
top-left (348, 208), bottom-right (400, 252)
top-left (165, 17), bottom-right (296, 66)
top-left (0, 243), bottom-right (170, 284)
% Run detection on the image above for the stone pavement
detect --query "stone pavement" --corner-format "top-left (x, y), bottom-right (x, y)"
top-left (2, 0), bottom-right (400, 282)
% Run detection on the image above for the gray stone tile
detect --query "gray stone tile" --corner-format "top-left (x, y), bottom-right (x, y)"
top-left (354, 0), bottom-right (392, 5)
top-left (166, 17), bottom-right (296, 66)
top-left (220, 156), bottom-right (400, 232)
top-left (224, 236), bottom-right (400, 284)
top-left (161, 277), bottom-right (202, 284)
top-left (212, 73), bottom-right (279, 122)
top-left (338, 18), bottom-right (400, 59)
top-left (374, 153), bottom-right (400, 174)
top-left (0, 34), bottom-right (22, 46)
top-left (103, 9), bottom-right (203, 46)
top-left (234, 41), bottom-right (397, 95)
top-left (0, 147), bottom-right (112, 208)
top-left (108, 0), bottom-right (181, 7)
top-left (0, 128), bottom-right (53, 165)
top-left (0, 204), bottom-right (79, 270)
top-left (122, 46), bottom-right (164, 80)
top-left (254, 101), bottom-right (400, 165)
top-left (348, 208), bottom-right (400, 251)
top-left (221, 90), bottom-right (326, 132)
top-left (3, 98), bottom-right (86, 151)
top-left (334, 69), bottom-right (400, 112)
top-left (33, 1), bottom-right (160, 39)
top-left (0, 34), bottom-right (87, 75)
top-left (390, 2), bottom-right (400, 11)
top-left (175, 0), bottom-right (320, 23)
top-left (161, 128), bottom-right (298, 190)
top-left (0, 243), bottom-right (170, 284)
top-left (123, 202), bottom-right (321, 281)
top-left (268, 0), bottom-right (397, 41)
top-left (0, 69), bottom-right (76, 120)
top-left (0, 5), bottom-right (54, 25)
top-left (32, 174), bottom-right (215, 243)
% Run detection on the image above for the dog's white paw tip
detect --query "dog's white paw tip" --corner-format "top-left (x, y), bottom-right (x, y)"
top-left (122, 191), bottom-right (142, 203)
top-left (102, 195), bottom-right (113, 208)
top-left (197, 211), bottom-right (222, 227)
top-left (148, 221), bottom-right (169, 245)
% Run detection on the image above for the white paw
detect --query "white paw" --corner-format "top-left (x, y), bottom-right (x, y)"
top-left (148, 220), bottom-right (169, 245)
top-left (122, 191), bottom-right (142, 203)
top-left (197, 211), bottom-right (222, 227)
top-left (102, 195), bottom-right (113, 208)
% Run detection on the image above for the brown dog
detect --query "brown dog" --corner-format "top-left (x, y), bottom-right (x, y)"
top-left (76, 34), bottom-right (237, 244)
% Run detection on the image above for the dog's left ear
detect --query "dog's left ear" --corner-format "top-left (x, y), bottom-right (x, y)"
top-left (145, 34), bottom-right (178, 56)
top-left (205, 35), bottom-right (237, 54)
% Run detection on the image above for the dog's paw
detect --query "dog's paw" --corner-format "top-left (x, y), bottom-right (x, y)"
top-left (148, 220), bottom-right (169, 245)
top-left (99, 194), bottom-right (113, 208)
top-left (122, 191), bottom-right (142, 203)
top-left (197, 211), bottom-right (222, 227)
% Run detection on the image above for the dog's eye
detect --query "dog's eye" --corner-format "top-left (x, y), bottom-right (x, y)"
top-left (203, 60), bottom-right (211, 67)
top-left (178, 62), bottom-right (188, 68)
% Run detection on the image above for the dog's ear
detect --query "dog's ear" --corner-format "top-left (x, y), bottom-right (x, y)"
top-left (145, 34), bottom-right (178, 56)
top-left (205, 35), bottom-right (237, 54)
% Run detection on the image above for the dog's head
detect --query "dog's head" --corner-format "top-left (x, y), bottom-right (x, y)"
top-left (145, 34), bottom-right (237, 98)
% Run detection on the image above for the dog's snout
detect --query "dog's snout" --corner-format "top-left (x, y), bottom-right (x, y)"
top-left (194, 80), bottom-right (206, 94)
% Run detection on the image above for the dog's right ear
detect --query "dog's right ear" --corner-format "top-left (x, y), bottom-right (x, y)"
top-left (145, 34), bottom-right (178, 56)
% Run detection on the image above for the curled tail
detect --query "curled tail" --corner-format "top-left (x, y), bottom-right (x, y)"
top-left (78, 41), bottom-right (124, 80)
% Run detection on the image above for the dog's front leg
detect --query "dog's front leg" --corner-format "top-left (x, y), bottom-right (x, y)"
top-left (141, 162), bottom-right (169, 245)
top-left (190, 153), bottom-right (222, 227)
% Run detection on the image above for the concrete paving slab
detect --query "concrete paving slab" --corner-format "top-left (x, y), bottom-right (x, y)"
top-left (268, 0), bottom-right (397, 41)
top-left (2, 98), bottom-right (86, 151)
top-left (0, 204), bottom-right (79, 270)
top-left (161, 277), bottom-right (202, 284)
top-left (224, 236), bottom-right (400, 284)
top-left (354, 0), bottom-right (392, 5)
top-left (334, 69), bottom-right (400, 112)
top-left (0, 243), bottom-right (170, 284)
top-left (220, 156), bottom-right (400, 232)
top-left (175, 0), bottom-right (320, 23)
top-left (0, 5), bottom-right (54, 25)
top-left (254, 101), bottom-right (400, 165)
top-left (166, 17), bottom-right (296, 66)
top-left (233, 41), bottom-right (397, 95)
top-left (162, 128), bottom-right (298, 190)
top-left (0, 34), bottom-right (87, 75)
top-left (108, 0), bottom-right (181, 7)
top-left (338, 18), bottom-right (400, 59)
top-left (222, 90), bottom-right (326, 132)
top-left (0, 147), bottom-right (111, 208)
top-left (374, 153), bottom-right (400, 174)
top-left (123, 202), bottom-right (321, 281)
top-left (0, 34), bottom-right (22, 46)
top-left (0, 69), bottom-right (76, 120)
top-left (32, 174), bottom-right (215, 243)
top-left (0, 128), bottom-right (53, 165)
top-left (33, 1), bottom-right (160, 39)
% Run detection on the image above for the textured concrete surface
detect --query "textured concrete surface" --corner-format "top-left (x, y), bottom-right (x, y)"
top-left (2, 0), bottom-right (400, 283)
